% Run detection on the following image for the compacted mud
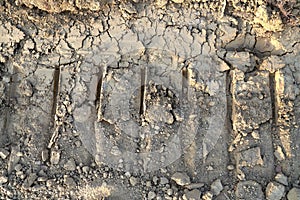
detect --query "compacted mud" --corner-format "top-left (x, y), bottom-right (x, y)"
top-left (0, 0), bottom-right (300, 199)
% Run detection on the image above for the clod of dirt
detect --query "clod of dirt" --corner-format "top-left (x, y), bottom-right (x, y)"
top-left (236, 147), bottom-right (264, 168)
top-left (225, 51), bottom-right (253, 73)
top-left (235, 181), bottom-right (265, 200)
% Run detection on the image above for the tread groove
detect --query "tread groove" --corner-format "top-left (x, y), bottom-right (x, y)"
top-left (51, 67), bottom-right (61, 119)
top-left (96, 69), bottom-right (104, 121)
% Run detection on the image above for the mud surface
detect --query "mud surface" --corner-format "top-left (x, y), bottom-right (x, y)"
top-left (0, 0), bottom-right (300, 199)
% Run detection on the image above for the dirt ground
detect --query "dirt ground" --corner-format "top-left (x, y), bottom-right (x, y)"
top-left (0, 0), bottom-right (300, 199)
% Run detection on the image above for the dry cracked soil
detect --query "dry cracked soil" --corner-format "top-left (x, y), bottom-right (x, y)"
top-left (0, 0), bottom-right (300, 199)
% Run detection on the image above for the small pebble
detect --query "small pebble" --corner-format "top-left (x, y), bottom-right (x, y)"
top-left (275, 173), bottom-right (288, 186)
top-left (146, 181), bottom-right (152, 187)
top-left (50, 150), bottom-right (60, 165)
top-left (227, 165), bottom-right (235, 170)
top-left (266, 182), bottom-right (285, 200)
top-left (171, 172), bottom-right (191, 186)
top-left (74, 140), bottom-right (82, 147)
top-left (167, 188), bottom-right (173, 196)
top-left (211, 179), bottom-right (223, 196)
top-left (202, 191), bottom-right (213, 200)
top-left (183, 189), bottom-right (201, 200)
top-left (160, 177), bottom-right (169, 185)
top-left (185, 183), bottom-right (205, 190)
top-left (153, 176), bottom-right (159, 185)
top-left (148, 191), bottom-right (156, 200)
top-left (0, 148), bottom-right (9, 159)
top-left (41, 150), bottom-right (49, 162)
top-left (0, 176), bottom-right (8, 184)
top-left (129, 176), bottom-right (138, 186)
top-left (14, 164), bottom-right (23, 172)
top-left (63, 158), bottom-right (76, 171)
top-left (64, 176), bottom-right (76, 188)
top-left (23, 173), bottom-right (37, 188)
top-left (274, 146), bottom-right (285, 161)
top-left (251, 131), bottom-right (260, 139)
top-left (287, 188), bottom-right (300, 200)
top-left (37, 177), bottom-right (48, 182)
top-left (82, 166), bottom-right (90, 174)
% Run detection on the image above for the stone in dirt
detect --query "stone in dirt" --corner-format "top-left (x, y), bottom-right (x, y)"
top-left (287, 188), bottom-right (300, 200)
top-left (265, 182), bottom-right (285, 200)
top-left (171, 172), bottom-right (191, 186)
top-left (202, 191), bottom-right (213, 200)
top-left (0, 176), bottom-right (8, 184)
top-left (160, 177), bottom-right (169, 185)
top-left (64, 176), bottom-right (76, 188)
top-left (41, 150), bottom-right (49, 162)
top-left (227, 165), bottom-right (235, 170)
top-left (63, 158), bottom-right (76, 171)
top-left (183, 189), bottom-right (201, 200)
top-left (147, 191), bottom-right (156, 200)
top-left (0, 148), bottom-right (9, 159)
top-left (275, 173), bottom-right (288, 186)
top-left (50, 150), bottom-right (60, 165)
top-left (274, 146), bottom-right (285, 161)
top-left (7, 146), bottom-right (21, 174)
top-left (82, 166), bottom-right (90, 174)
top-left (129, 176), bottom-right (138, 186)
top-left (235, 181), bottom-right (264, 200)
top-left (211, 179), bottom-right (223, 196)
top-left (23, 173), bottom-right (38, 188)
top-left (185, 183), bottom-right (205, 190)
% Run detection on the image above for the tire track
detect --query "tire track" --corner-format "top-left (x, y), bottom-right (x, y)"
top-left (274, 67), bottom-right (300, 181)
top-left (230, 67), bottom-right (275, 199)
